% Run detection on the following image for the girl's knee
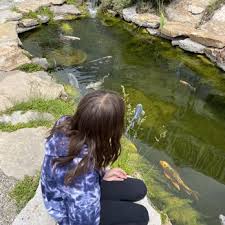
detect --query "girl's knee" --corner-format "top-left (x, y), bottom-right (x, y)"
top-left (129, 178), bottom-right (147, 201)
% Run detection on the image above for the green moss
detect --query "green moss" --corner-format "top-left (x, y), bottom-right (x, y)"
top-left (9, 173), bottom-right (40, 212)
top-left (66, 0), bottom-right (77, 4)
top-left (114, 138), bottom-right (205, 225)
top-left (17, 63), bottom-right (44, 73)
top-left (0, 120), bottom-right (52, 132)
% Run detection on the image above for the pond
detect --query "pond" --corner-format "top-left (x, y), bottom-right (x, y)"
top-left (20, 16), bottom-right (225, 225)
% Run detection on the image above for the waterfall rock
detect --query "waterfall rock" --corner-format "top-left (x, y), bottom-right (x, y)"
top-left (0, 70), bottom-right (67, 112)
top-left (123, 6), bottom-right (160, 29)
top-left (32, 57), bottom-right (50, 70)
top-left (172, 38), bottom-right (206, 54)
top-left (0, 127), bottom-right (48, 179)
top-left (50, 4), bottom-right (81, 16)
top-left (0, 9), bottom-right (22, 24)
top-left (0, 111), bottom-right (54, 125)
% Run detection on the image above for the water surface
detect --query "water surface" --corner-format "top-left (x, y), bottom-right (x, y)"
top-left (20, 17), bottom-right (225, 225)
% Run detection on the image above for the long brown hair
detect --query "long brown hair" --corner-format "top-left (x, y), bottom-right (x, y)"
top-left (49, 90), bottom-right (125, 185)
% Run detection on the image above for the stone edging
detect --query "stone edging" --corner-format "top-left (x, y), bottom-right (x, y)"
top-left (115, 5), bottom-right (225, 72)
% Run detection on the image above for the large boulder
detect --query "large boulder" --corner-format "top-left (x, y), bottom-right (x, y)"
top-left (123, 6), bottom-right (160, 29)
top-left (165, 0), bottom-right (211, 26)
top-left (0, 9), bottom-right (22, 24)
top-left (50, 4), bottom-right (81, 16)
top-left (0, 45), bottom-right (31, 71)
top-left (160, 21), bottom-right (195, 39)
top-left (0, 70), bottom-right (67, 112)
top-left (12, 183), bottom-right (55, 225)
top-left (0, 22), bottom-right (19, 46)
top-left (0, 127), bottom-right (48, 179)
top-left (16, 0), bottom-right (51, 13)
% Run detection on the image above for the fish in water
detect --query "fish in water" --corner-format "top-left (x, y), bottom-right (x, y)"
top-left (179, 80), bottom-right (196, 92)
top-left (160, 160), bottom-right (199, 200)
top-left (126, 104), bottom-right (145, 134)
top-left (86, 74), bottom-right (110, 90)
top-left (89, 56), bottom-right (112, 64)
top-left (60, 33), bottom-right (80, 41)
top-left (220, 215), bottom-right (225, 225)
top-left (68, 73), bottom-right (79, 89)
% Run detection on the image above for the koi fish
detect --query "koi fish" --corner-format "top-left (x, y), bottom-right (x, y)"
top-left (60, 34), bottom-right (80, 41)
top-left (160, 160), bottom-right (199, 200)
top-left (179, 80), bottom-right (196, 92)
top-left (126, 104), bottom-right (145, 134)
top-left (220, 215), bottom-right (225, 225)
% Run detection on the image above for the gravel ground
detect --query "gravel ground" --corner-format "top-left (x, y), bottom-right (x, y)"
top-left (0, 169), bottom-right (18, 225)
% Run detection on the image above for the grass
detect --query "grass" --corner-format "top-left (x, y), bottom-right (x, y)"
top-left (66, 0), bottom-right (77, 4)
top-left (17, 63), bottom-right (44, 73)
top-left (9, 173), bottom-right (40, 212)
top-left (199, 0), bottom-right (225, 25)
top-left (0, 120), bottom-right (52, 132)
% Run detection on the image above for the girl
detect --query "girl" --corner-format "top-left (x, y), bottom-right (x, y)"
top-left (41, 90), bottom-right (149, 225)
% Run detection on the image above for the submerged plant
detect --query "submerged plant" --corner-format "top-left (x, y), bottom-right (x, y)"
top-left (60, 22), bottom-right (73, 34)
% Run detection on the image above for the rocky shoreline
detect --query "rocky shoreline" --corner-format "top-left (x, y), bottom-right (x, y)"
top-left (113, 0), bottom-right (225, 72)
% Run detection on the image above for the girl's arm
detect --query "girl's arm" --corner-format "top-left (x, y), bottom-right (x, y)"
top-left (56, 168), bottom-right (101, 225)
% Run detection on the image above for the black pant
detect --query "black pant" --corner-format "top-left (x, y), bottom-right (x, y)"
top-left (100, 178), bottom-right (149, 225)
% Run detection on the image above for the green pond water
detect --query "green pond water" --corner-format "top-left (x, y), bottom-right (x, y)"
top-left (20, 17), bottom-right (225, 225)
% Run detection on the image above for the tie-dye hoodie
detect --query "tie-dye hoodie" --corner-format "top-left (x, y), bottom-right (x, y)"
top-left (41, 116), bottom-right (101, 225)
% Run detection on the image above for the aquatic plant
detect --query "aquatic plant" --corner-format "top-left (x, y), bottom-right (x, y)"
top-left (9, 173), bottom-right (40, 212)
top-left (17, 63), bottom-right (44, 73)
top-left (60, 22), bottom-right (73, 34)
top-left (46, 48), bottom-right (87, 67)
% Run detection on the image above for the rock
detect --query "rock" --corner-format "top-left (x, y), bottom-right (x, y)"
top-left (188, 5), bottom-right (204, 15)
top-left (51, 0), bottom-right (65, 5)
top-left (123, 6), bottom-right (160, 29)
top-left (32, 57), bottom-right (49, 70)
top-left (0, 22), bottom-right (19, 46)
top-left (16, 0), bottom-right (51, 14)
top-left (12, 183), bottom-right (56, 225)
top-left (160, 21), bottom-right (195, 38)
top-left (166, 0), bottom-right (211, 26)
top-left (172, 38), bottom-right (206, 54)
top-left (0, 111), bottom-right (54, 125)
top-left (17, 26), bottom-right (38, 33)
top-left (18, 18), bottom-right (39, 27)
top-left (147, 28), bottom-right (160, 36)
top-left (211, 5), bottom-right (225, 22)
top-left (37, 15), bottom-right (50, 24)
top-left (50, 4), bottom-right (81, 16)
top-left (136, 196), bottom-right (162, 225)
top-left (205, 48), bottom-right (225, 71)
top-left (190, 30), bottom-right (225, 49)
top-left (0, 127), bottom-right (48, 179)
top-left (0, 45), bottom-right (31, 71)
top-left (0, 169), bottom-right (17, 225)
top-left (0, 70), bottom-right (67, 112)
top-left (0, 9), bottom-right (22, 24)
